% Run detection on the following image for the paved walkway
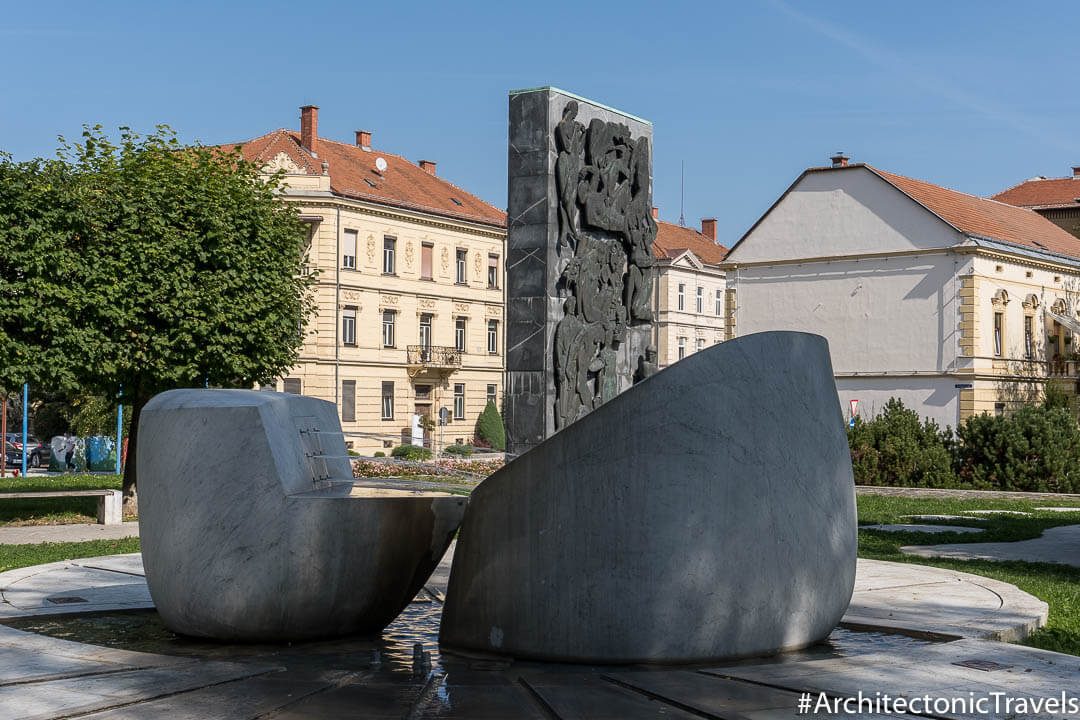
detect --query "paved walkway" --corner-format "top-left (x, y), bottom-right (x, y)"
top-left (901, 523), bottom-right (1080, 568)
top-left (857, 485), bottom-right (1080, 501)
top-left (0, 522), bottom-right (139, 545)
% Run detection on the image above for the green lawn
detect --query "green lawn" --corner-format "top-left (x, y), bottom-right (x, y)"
top-left (858, 494), bottom-right (1080, 656)
top-left (0, 537), bottom-right (140, 573)
top-left (0, 474), bottom-right (122, 525)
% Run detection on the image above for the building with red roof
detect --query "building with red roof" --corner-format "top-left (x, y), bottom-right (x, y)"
top-left (650, 215), bottom-right (729, 368)
top-left (991, 166), bottom-right (1080, 240)
top-left (723, 155), bottom-right (1080, 426)
top-left (223, 106), bottom-right (506, 453)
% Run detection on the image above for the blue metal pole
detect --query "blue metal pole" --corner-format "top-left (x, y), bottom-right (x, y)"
top-left (116, 387), bottom-right (123, 475)
top-left (21, 383), bottom-right (27, 476)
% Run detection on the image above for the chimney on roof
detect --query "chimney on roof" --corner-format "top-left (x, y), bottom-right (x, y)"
top-left (1073, 166), bottom-right (1080, 179)
top-left (355, 130), bottom-right (372, 150)
top-left (300, 105), bottom-right (319, 155)
top-left (419, 160), bottom-right (437, 176)
top-left (700, 218), bottom-right (717, 242)
top-left (830, 152), bottom-right (849, 168)
top-left (652, 206), bottom-right (659, 219)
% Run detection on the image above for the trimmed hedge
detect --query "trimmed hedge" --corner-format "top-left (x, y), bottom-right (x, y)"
top-left (444, 444), bottom-right (474, 456)
top-left (391, 444), bottom-right (432, 461)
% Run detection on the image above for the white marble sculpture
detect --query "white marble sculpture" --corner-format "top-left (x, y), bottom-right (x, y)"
top-left (137, 389), bottom-right (465, 641)
top-left (440, 331), bottom-right (858, 663)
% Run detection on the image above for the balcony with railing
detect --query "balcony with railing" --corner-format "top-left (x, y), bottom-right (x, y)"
top-left (407, 345), bottom-right (462, 377)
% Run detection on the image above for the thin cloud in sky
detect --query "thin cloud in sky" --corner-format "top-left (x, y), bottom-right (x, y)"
top-left (767, 0), bottom-right (1079, 155)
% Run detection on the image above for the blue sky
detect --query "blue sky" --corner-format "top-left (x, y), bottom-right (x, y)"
top-left (3, 1), bottom-right (1079, 245)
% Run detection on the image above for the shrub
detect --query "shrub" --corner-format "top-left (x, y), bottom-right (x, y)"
top-left (391, 444), bottom-right (432, 461)
top-left (474, 400), bottom-right (505, 451)
top-left (847, 398), bottom-right (956, 488)
top-left (373, 451), bottom-right (385, 458)
top-left (444, 444), bottom-right (474, 456)
top-left (955, 405), bottom-right (1080, 493)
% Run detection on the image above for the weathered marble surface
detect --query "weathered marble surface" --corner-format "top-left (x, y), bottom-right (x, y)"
top-left (441, 331), bottom-right (857, 663)
top-left (138, 389), bottom-right (466, 641)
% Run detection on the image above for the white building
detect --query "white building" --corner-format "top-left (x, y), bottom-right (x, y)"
top-left (722, 156), bottom-right (1080, 429)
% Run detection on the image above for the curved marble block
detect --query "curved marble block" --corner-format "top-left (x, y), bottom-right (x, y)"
top-left (138, 389), bottom-right (465, 641)
top-left (440, 331), bottom-right (857, 663)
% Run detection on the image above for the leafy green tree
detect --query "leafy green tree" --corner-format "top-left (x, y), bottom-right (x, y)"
top-left (0, 154), bottom-right (98, 393)
top-left (57, 126), bottom-right (316, 507)
top-left (474, 400), bottom-right (505, 451)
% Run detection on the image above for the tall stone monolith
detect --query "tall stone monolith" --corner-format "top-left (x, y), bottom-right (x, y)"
top-left (505, 87), bottom-right (656, 458)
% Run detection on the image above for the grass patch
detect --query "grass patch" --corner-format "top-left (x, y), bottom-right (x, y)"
top-left (0, 537), bottom-right (140, 573)
top-left (0, 474), bottom-right (122, 525)
top-left (857, 494), bottom-right (1080, 655)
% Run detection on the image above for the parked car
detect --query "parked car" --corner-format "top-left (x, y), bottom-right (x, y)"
top-left (3, 435), bottom-right (51, 468)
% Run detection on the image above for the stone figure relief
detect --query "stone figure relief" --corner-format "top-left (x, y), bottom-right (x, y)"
top-left (552, 102), bottom-right (657, 430)
top-left (405, 241), bottom-right (415, 269)
top-left (440, 247), bottom-right (450, 274)
top-left (474, 251), bottom-right (482, 276)
top-left (366, 236), bottom-right (376, 265)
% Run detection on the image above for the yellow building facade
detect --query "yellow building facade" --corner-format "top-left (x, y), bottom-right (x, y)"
top-left (226, 106), bottom-right (507, 454)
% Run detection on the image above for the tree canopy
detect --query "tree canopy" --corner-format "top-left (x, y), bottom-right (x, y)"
top-left (0, 126), bottom-right (317, 501)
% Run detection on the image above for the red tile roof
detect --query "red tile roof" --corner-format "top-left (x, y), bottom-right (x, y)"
top-left (865, 166), bottom-right (1080, 258)
top-left (218, 129), bottom-right (506, 228)
top-left (653, 220), bottom-right (728, 264)
top-left (991, 175), bottom-right (1080, 210)
top-left (796, 164), bottom-right (1080, 259)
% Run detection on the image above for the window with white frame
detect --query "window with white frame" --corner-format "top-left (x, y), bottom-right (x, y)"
top-left (382, 310), bottom-right (395, 348)
top-left (381, 381), bottom-right (394, 420)
top-left (696, 287), bottom-right (703, 314)
top-left (488, 254), bottom-right (499, 288)
top-left (453, 383), bottom-right (465, 420)
top-left (343, 229), bottom-right (357, 269)
top-left (455, 317), bottom-right (467, 352)
top-left (383, 237), bottom-right (396, 274)
top-left (486, 384), bottom-right (497, 405)
top-left (456, 249), bottom-right (467, 284)
top-left (677, 337), bottom-right (686, 360)
top-left (696, 338), bottom-right (704, 352)
top-left (487, 320), bottom-right (498, 354)
top-left (677, 283), bottom-right (685, 311)
top-left (715, 289), bottom-right (722, 316)
top-left (342, 306), bottom-right (356, 346)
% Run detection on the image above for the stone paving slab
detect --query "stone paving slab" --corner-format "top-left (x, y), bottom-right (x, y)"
top-left (861, 524), bottom-right (984, 534)
top-left (901, 524), bottom-right (1080, 568)
top-left (844, 560), bottom-right (1047, 642)
top-left (1036, 507), bottom-right (1080, 513)
top-left (901, 515), bottom-right (987, 522)
top-left (0, 522), bottom-right (139, 545)
top-left (712, 638), bottom-right (1080, 719)
top-left (0, 560), bottom-right (153, 619)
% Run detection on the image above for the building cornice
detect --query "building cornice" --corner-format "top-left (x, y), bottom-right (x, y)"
top-left (287, 195), bottom-right (506, 241)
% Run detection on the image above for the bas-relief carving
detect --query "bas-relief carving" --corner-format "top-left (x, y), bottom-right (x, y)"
top-left (366, 236), bottom-right (376, 264)
top-left (454, 302), bottom-right (471, 313)
top-left (552, 100), bottom-right (657, 430)
top-left (263, 151), bottom-right (305, 175)
top-left (380, 294), bottom-right (400, 305)
top-left (474, 251), bottom-right (482, 277)
top-left (440, 247), bottom-right (450, 274)
top-left (418, 298), bottom-right (437, 310)
top-left (405, 241), bottom-right (415, 269)
top-left (485, 304), bottom-right (501, 317)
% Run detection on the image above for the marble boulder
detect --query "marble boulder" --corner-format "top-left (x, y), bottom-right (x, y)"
top-left (440, 331), bottom-right (857, 663)
top-left (138, 389), bottom-right (466, 641)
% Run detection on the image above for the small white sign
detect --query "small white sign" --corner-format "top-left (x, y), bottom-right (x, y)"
top-left (850, 399), bottom-right (859, 418)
